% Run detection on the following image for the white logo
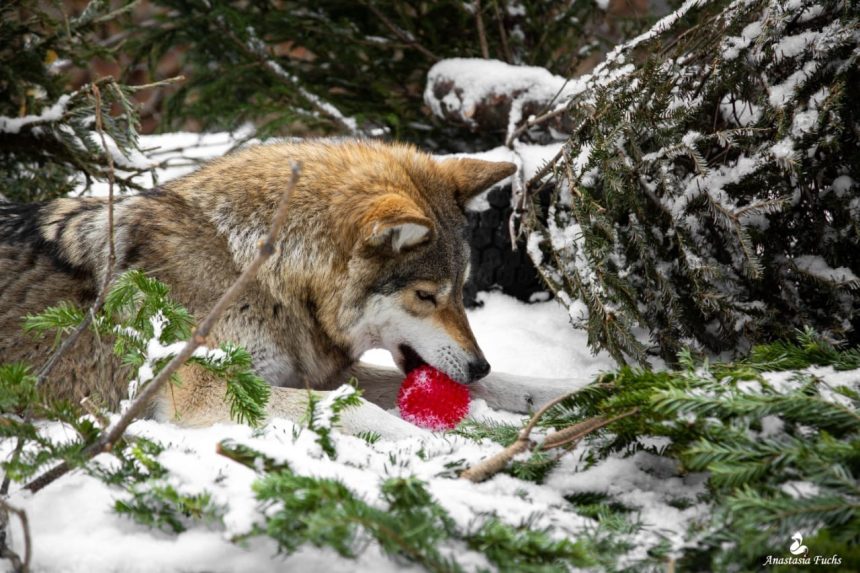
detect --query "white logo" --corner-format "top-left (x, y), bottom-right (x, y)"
top-left (762, 531), bottom-right (841, 567)
top-left (789, 532), bottom-right (809, 557)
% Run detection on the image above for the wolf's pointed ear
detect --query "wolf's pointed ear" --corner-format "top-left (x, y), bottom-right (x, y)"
top-left (359, 194), bottom-right (435, 254)
top-left (441, 158), bottom-right (517, 206)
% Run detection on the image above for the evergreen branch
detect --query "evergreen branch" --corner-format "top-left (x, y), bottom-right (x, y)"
top-left (23, 163), bottom-right (302, 494)
top-left (227, 26), bottom-right (358, 134)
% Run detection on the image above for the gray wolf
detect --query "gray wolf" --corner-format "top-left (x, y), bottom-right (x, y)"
top-left (0, 140), bottom-right (577, 437)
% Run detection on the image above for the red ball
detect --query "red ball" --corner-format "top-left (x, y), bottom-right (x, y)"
top-left (397, 365), bottom-right (471, 430)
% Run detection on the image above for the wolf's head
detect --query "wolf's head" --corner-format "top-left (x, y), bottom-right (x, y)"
top-left (339, 145), bottom-right (516, 384)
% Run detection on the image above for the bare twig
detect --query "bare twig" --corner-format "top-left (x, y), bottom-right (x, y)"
top-left (540, 408), bottom-right (639, 450)
top-left (491, 0), bottom-right (513, 63)
top-left (525, 146), bottom-right (565, 189)
top-left (32, 82), bottom-right (121, 389)
top-left (475, 0), bottom-right (491, 59)
top-left (505, 104), bottom-right (570, 147)
top-left (25, 163), bottom-right (302, 494)
top-left (92, 83), bottom-right (118, 295)
top-left (0, 498), bottom-right (31, 573)
top-left (364, 3), bottom-right (439, 61)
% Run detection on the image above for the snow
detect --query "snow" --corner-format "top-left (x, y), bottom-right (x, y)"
top-left (3, 241), bottom-right (634, 572)
top-left (768, 60), bottom-right (818, 108)
top-left (83, 128), bottom-right (256, 197)
top-left (721, 21), bottom-right (763, 60)
top-left (0, 94), bottom-right (72, 134)
top-left (546, 448), bottom-right (710, 564)
top-left (793, 254), bottom-right (859, 285)
top-left (424, 58), bottom-right (583, 136)
top-left (719, 95), bottom-right (762, 127)
top-left (831, 175), bottom-right (854, 198)
top-left (774, 30), bottom-right (819, 61)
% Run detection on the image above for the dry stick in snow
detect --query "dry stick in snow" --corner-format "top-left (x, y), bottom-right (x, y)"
top-left (461, 394), bottom-right (638, 483)
top-left (25, 163), bottom-right (301, 494)
top-left (0, 498), bottom-right (30, 573)
top-left (461, 391), bottom-right (572, 482)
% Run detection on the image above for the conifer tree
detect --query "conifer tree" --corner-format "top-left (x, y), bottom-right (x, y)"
top-left (0, 0), bottom-right (158, 203)
top-left (129, 0), bottom-right (639, 146)
top-left (525, 0), bottom-right (860, 364)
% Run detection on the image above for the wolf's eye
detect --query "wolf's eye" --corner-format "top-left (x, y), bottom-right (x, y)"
top-left (415, 290), bottom-right (437, 306)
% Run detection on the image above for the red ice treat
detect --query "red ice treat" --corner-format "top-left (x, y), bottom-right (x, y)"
top-left (397, 365), bottom-right (471, 430)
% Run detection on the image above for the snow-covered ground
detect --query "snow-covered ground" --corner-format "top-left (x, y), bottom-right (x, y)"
top-left (4, 286), bottom-right (706, 573)
top-left (4, 288), bottom-right (636, 573)
top-left (2, 132), bottom-right (709, 572)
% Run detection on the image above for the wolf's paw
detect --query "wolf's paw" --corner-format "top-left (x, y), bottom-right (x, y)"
top-left (337, 398), bottom-right (430, 441)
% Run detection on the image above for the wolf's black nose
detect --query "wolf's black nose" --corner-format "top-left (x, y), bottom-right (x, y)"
top-left (468, 358), bottom-right (491, 382)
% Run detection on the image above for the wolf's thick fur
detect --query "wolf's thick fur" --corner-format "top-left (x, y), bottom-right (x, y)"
top-left (0, 140), bottom-right (578, 437)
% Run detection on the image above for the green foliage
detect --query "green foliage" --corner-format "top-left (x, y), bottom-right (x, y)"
top-left (0, 0), bottom-right (156, 202)
top-left (192, 343), bottom-right (271, 427)
top-left (527, 0), bottom-right (860, 364)
top-left (537, 333), bottom-right (859, 569)
top-left (126, 0), bottom-right (649, 147)
top-left (1, 270), bottom-right (269, 485)
top-left (303, 383), bottom-right (362, 458)
top-left (72, 270), bottom-right (269, 427)
top-left (0, 363), bottom-right (37, 413)
top-left (453, 418), bottom-right (522, 445)
top-left (468, 518), bottom-right (593, 573)
top-left (220, 441), bottom-right (594, 573)
top-left (744, 327), bottom-right (860, 372)
top-left (116, 485), bottom-right (222, 534)
top-left (24, 302), bottom-right (86, 344)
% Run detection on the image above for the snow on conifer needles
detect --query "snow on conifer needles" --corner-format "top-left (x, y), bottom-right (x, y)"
top-left (521, 0), bottom-right (860, 365)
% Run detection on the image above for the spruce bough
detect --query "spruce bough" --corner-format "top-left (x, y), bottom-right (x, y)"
top-left (526, 0), bottom-right (860, 364)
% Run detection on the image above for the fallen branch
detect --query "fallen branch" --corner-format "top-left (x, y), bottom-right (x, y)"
top-left (0, 498), bottom-right (30, 573)
top-left (460, 393), bottom-right (638, 483)
top-left (24, 163), bottom-right (301, 494)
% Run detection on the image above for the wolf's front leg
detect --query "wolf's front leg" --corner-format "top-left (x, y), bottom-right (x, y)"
top-left (350, 362), bottom-right (592, 414)
top-left (470, 371), bottom-right (592, 413)
top-left (154, 365), bottom-right (426, 440)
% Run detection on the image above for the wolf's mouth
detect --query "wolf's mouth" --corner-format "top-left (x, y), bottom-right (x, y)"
top-left (399, 344), bottom-right (428, 373)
